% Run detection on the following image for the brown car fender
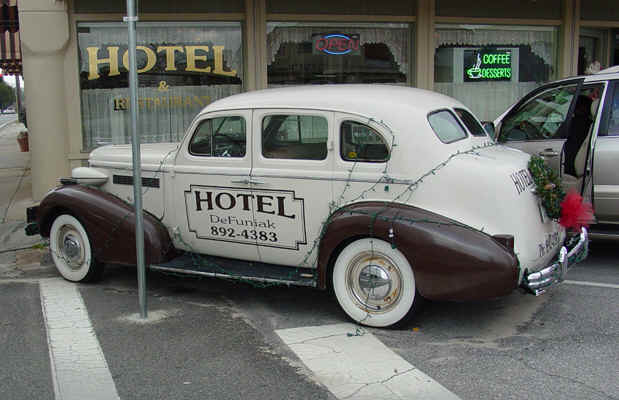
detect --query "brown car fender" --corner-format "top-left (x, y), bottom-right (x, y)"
top-left (317, 201), bottom-right (519, 301)
top-left (37, 184), bottom-right (176, 266)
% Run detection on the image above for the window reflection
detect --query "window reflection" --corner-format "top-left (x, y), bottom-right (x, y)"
top-left (266, 22), bottom-right (411, 86)
top-left (77, 22), bottom-right (243, 150)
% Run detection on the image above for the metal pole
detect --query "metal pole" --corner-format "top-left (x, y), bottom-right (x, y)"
top-left (124, 0), bottom-right (147, 318)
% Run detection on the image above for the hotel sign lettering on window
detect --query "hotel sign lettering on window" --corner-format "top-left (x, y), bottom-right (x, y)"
top-left (464, 49), bottom-right (512, 82)
top-left (77, 22), bottom-right (244, 150)
top-left (85, 44), bottom-right (238, 81)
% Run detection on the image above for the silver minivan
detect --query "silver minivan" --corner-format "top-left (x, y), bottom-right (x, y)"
top-left (494, 66), bottom-right (619, 237)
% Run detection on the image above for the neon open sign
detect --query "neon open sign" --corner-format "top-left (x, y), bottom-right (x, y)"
top-left (463, 49), bottom-right (512, 82)
top-left (312, 33), bottom-right (360, 56)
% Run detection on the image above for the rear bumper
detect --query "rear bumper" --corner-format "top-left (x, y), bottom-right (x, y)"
top-left (521, 228), bottom-right (588, 295)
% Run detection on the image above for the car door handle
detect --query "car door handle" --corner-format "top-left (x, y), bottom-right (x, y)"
top-left (539, 149), bottom-right (559, 157)
top-left (231, 178), bottom-right (265, 185)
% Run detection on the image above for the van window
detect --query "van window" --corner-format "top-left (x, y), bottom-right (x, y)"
top-left (606, 84), bottom-right (619, 136)
top-left (499, 84), bottom-right (578, 141)
top-left (262, 115), bottom-right (328, 160)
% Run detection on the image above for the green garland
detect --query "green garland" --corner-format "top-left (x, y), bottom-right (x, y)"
top-left (528, 155), bottom-right (565, 219)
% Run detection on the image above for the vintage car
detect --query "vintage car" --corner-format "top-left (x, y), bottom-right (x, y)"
top-left (26, 85), bottom-right (588, 327)
top-left (492, 66), bottom-right (619, 237)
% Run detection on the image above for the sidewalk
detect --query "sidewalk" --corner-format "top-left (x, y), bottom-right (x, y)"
top-left (0, 119), bottom-right (45, 255)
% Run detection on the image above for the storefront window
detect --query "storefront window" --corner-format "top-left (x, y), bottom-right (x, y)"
top-left (434, 24), bottom-right (558, 121)
top-left (266, 22), bottom-right (412, 86)
top-left (77, 22), bottom-right (243, 150)
top-left (578, 28), bottom-right (611, 75)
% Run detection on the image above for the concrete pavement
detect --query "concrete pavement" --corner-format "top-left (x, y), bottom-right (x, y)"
top-left (0, 117), bottom-right (45, 258)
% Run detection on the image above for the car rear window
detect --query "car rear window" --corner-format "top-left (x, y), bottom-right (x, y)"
top-left (427, 110), bottom-right (468, 143)
top-left (454, 108), bottom-right (487, 136)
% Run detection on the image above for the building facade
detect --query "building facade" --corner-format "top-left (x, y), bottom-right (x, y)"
top-left (19, 0), bottom-right (619, 199)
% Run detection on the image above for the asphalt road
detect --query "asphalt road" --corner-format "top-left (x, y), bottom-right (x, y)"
top-left (0, 238), bottom-right (617, 400)
top-left (0, 113), bottom-right (16, 126)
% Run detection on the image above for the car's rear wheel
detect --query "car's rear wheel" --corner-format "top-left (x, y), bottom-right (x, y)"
top-left (332, 238), bottom-right (418, 327)
top-left (49, 214), bottom-right (104, 282)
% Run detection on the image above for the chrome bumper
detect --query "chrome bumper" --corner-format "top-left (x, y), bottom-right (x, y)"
top-left (521, 227), bottom-right (589, 296)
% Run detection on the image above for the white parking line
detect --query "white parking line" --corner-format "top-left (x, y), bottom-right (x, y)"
top-left (564, 280), bottom-right (619, 289)
top-left (276, 323), bottom-right (460, 400)
top-left (40, 279), bottom-right (120, 400)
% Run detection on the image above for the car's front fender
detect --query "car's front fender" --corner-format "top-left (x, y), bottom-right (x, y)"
top-left (318, 201), bottom-right (519, 301)
top-left (37, 184), bottom-right (176, 266)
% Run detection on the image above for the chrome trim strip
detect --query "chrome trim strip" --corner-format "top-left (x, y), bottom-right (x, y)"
top-left (172, 171), bottom-right (411, 184)
top-left (522, 228), bottom-right (588, 296)
top-left (90, 165), bottom-right (411, 184)
top-left (149, 265), bottom-right (317, 287)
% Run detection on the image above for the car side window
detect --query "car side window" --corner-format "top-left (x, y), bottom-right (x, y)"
top-left (262, 115), bottom-right (328, 160)
top-left (428, 110), bottom-right (468, 143)
top-left (340, 121), bottom-right (389, 162)
top-left (189, 116), bottom-right (246, 157)
top-left (499, 84), bottom-right (578, 142)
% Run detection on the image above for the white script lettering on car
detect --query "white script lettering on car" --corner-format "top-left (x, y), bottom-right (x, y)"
top-left (510, 169), bottom-right (535, 195)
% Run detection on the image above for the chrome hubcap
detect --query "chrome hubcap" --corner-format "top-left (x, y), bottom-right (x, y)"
top-left (359, 265), bottom-right (392, 300)
top-left (57, 226), bottom-right (85, 269)
top-left (63, 235), bottom-right (81, 259)
top-left (346, 251), bottom-right (402, 313)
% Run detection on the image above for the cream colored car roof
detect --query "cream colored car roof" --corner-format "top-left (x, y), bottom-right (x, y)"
top-left (198, 84), bottom-right (468, 128)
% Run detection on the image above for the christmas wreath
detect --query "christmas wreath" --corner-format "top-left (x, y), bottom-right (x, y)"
top-left (527, 155), bottom-right (565, 220)
top-left (528, 155), bottom-right (594, 230)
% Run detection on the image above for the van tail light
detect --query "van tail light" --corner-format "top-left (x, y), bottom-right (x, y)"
top-left (493, 234), bottom-right (515, 254)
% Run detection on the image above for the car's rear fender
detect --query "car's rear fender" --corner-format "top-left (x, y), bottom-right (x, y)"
top-left (318, 201), bottom-right (519, 301)
top-left (37, 184), bottom-right (176, 266)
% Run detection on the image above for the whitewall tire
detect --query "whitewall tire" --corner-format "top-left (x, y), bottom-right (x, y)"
top-left (332, 238), bottom-right (417, 327)
top-left (49, 214), bottom-right (104, 282)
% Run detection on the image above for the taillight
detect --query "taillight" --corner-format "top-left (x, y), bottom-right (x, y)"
top-left (493, 234), bottom-right (515, 254)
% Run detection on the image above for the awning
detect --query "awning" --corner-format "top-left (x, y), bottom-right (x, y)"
top-left (0, 0), bottom-right (20, 75)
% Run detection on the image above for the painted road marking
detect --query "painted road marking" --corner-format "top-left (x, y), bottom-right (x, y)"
top-left (40, 279), bottom-right (120, 400)
top-left (276, 323), bottom-right (460, 400)
top-left (564, 280), bottom-right (619, 289)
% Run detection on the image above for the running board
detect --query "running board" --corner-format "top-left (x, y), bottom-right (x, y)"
top-left (150, 252), bottom-right (317, 287)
